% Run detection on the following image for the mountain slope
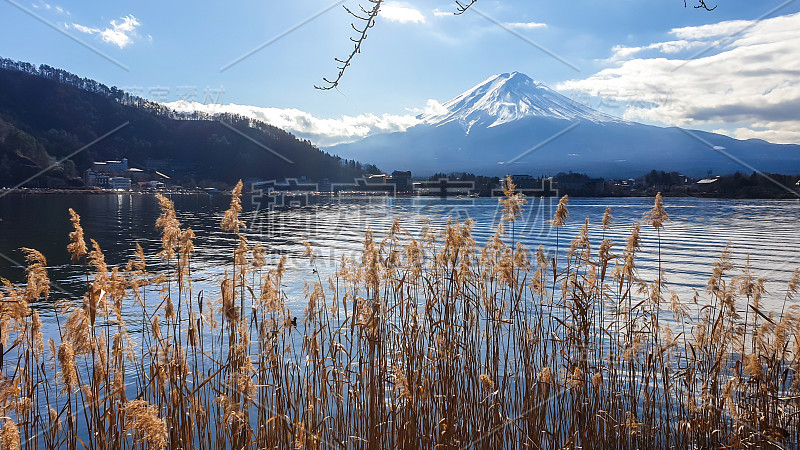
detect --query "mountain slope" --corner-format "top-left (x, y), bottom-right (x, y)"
top-left (0, 59), bottom-right (368, 188)
top-left (420, 72), bottom-right (622, 132)
top-left (330, 73), bottom-right (800, 178)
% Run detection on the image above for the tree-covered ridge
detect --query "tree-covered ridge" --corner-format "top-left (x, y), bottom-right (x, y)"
top-left (0, 57), bottom-right (373, 188)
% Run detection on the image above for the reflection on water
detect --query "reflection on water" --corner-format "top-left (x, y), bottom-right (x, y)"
top-left (1, 193), bottom-right (799, 322)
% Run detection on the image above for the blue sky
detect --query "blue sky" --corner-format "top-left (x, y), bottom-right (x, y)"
top-left (2, 0), bottom-right (800, 146)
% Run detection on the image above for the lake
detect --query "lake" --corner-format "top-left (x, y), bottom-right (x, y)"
top-left (1, 193), bottom-right (799, 322)
top-left (2, 191), bottom-right (800, 447)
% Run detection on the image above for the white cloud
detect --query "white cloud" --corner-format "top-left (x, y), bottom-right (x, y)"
top-left (164, 101), bottom-right (434, 147)
top-left (69, 14), bottom-right (141, 49)
top-left (670, 20), bottom-right (753, 41)
top-left (71, 23), bottom-right (97, 34)
top-left (432, 8), bottom-right (452, 17)
top-left (606, 40), bottom-right (706, 61)
top-left (32, 2), bottom-right (68, 14)
top-left (503, 22), bottom-right (547, 30)
top-left (729, 122), bottom-right (800, 144)
top-left (405, 99), bottom-right (451, 120)
top-left (380, 2), bottom-right (426, 24)
top-left (100, 15), bottom-right (140, 48)
top-left (419, 99), bottom-right (448, 117)
top-left (558, 12), bottom-right (800, 144)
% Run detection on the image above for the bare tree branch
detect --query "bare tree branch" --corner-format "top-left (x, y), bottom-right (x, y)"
top-left (319, 0), bottom-right (718, 90)
top-left (315, 0), bottom-right (383, 90)
top-left (454, 0), bottom-right (479, 15)
top-left (686, 0), bottom-right (717, 11)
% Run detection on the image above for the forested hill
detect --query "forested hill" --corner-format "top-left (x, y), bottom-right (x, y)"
top-left (0, 58), bottom-right (374, 188)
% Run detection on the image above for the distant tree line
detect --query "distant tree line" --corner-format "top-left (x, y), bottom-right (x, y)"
top-left (645, 170), bottom-right (685, 186)
top-left (707, 172), bottom-right (799, 199)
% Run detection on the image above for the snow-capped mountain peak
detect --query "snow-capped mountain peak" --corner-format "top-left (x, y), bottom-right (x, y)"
top-left (419, 72), bottom-right (622, 133)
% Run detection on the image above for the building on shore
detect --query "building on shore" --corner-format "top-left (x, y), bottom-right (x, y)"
top-left (696, 176), bottom-right (720, 193)
top-left (84, 170), bottom-right (111, 188)
top-left (85, 158), bottom-right (167, 190)
top-left (92, 158), bottom-right (129, 172)
top-left (85, 168), bottom-right (132, 189)
top-left (109, 177), bottom-right (132, 190)
top-left (366, 174), bottom-right (388, 184)
top-left (138, 180), bottom-right (166, 190)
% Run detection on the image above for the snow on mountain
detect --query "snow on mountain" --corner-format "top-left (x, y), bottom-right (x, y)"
top-left (419, 72), bottom-right (623, 133)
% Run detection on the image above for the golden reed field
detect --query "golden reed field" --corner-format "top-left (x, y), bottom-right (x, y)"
top-left (0, 178), bottom-right (799, 449)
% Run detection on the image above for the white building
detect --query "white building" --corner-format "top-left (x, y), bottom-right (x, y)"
top-left (109, 177), bottom-right (131, 190)
top-left (84, 169), bottom-right (109, 188)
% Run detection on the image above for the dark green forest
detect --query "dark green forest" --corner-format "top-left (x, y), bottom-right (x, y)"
top-left (0, 57), bottom-right (374, 188)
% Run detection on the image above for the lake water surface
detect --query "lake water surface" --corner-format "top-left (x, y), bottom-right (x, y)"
top-left (2, 192), bottom-right (799, 443)
top-left (1, 193), bottom-right (798, 325)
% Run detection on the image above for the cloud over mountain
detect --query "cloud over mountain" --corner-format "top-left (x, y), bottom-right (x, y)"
top-left (164, 101), bottom-right (433, 147)
top-left (558, 12), bottom-right (800, 144)
top-left (68, 14), bottom-right (142, 49)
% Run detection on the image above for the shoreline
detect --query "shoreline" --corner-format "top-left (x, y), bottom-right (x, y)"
top-left (0, 187), bottom-right (208, 196)
top-left (1, 187), bottom-right (798, 200)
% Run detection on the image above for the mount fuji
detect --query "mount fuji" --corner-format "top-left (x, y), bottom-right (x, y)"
top-left (419, 72), bottom-right (623, 131)
top-left (327, 72), bottom-right (800, 177)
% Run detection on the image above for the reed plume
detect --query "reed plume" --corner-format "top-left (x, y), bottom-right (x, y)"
top-left (67, 208), bottom-right (87, 262)
top-left (552, 194), bottom-right (569, 227)
top-left (644, 192), bottom-right (668, 229)
top-left (500, 175), bottom-right (526, 222)
top-left (155, 194), bottom-right (181, 260)
top-left (21, 248), bottom-right (49, 303)
top-left (0, 419), bottom-right (20, 450)
top-left (122, 400), bottom-right (167, 449)
top-left (220, 180), bottom-right (245, 234)
top-left (57, 342), bottom-right (78, 393)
